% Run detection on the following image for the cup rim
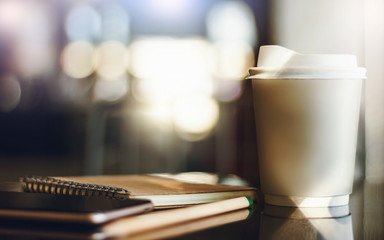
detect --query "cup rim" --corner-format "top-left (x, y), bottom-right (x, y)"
top-left (247, 66), bottom-right (367, 80)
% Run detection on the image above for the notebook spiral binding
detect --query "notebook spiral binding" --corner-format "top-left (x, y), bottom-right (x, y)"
top-left (19, 176), bottom-right (130, 199)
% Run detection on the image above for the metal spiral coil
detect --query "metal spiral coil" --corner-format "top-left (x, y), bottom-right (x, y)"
top-left (19, 176), bottom-right (130, 199)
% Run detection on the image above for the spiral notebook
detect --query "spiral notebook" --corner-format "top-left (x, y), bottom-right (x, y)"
top-left (19, 174), bottom-right (257, 208)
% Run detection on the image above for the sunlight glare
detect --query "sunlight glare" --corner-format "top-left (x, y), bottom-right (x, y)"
top-left (173, 95), bottom-right (219, 137)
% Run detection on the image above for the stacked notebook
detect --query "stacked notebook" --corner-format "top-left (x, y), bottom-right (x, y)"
top-left (20, 174), bottom-right (258, 208)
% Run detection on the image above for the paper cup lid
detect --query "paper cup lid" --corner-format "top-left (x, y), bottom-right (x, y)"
top-left (248, 45), bottom-right (366, 79)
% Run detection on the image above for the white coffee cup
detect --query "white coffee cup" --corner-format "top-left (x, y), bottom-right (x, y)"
top-left (248, 45), bottom-right (366, 207)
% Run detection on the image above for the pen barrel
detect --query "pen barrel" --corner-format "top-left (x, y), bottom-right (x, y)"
top-left (103, 196), bottom-right (251, 237)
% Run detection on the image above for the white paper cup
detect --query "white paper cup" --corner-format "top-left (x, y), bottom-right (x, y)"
top-left (248, 46), bottom-right (366, 207)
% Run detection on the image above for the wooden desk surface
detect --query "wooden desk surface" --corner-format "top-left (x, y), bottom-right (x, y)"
top-left (0, 180), bottom-right (382, 240)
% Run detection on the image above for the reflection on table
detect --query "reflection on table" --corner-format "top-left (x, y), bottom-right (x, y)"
top-left (260, 205), bottom-right (353, 240)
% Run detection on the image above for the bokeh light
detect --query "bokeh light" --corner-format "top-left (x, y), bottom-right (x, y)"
top-left (61, 41), bottom-right (96, 79)
top-left (142, 103), bottom-right (173, 128)
top-left (132, 78), bottom-right (175, 103)
top-left (133, 76), bottom-right (214, 104)
top-left (93, 76), bottom-right (129, 103)
top-left (94, 41), bottom-right (129, 80)
top-left (214, 79), bottom-right (243, 102)
top-left (57, 74), bottom-right (93, 104)
top-left (0, 75), bottom-right (21, 112)
top-left (0, 1), bottom-right (26, 31)
top-left (65, 5), bottom-right (101, 42)
top-left (129, 37), bottom-right (211, 79)
top-left (129, 37), bottom-right (213, 103)
top-left (173, 95), bottom-right (219, 141)
top-left (206, 1), bottom-right (257, 46)
top-left (130, 38), bottom-right (213, 102)
top-left (204, 1), bottom-right (257, 104)
top-left (99, 3), bottom-right (130, 42)
top-left (210, 41), bottom-right (254, 80)
top-left (147, 0), bottom-right (192, 17)
top-left (14, 3), bottom-right (54, 80)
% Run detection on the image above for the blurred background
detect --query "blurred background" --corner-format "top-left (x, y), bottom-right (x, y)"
top-left (0, 0), bottom-right (266, 184)
top-left (0, 0), bottom-right (383, 191)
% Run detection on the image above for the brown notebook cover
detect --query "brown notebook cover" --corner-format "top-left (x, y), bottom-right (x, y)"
top-left (21, 174), bottom-right (257, 208)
